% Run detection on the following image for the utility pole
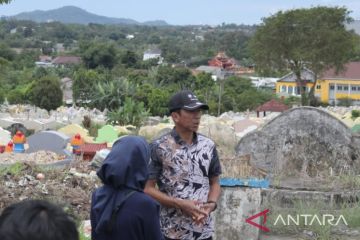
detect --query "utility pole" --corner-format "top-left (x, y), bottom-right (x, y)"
top-left (217, 79), bottom-right (223, 116)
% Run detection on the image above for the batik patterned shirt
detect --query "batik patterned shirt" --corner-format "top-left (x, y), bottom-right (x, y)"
top-left (149, 128), bottom-right (222, 240)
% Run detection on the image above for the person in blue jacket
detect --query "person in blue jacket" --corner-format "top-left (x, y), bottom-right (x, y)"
top-left (91, 136), bottom-right (163, 240)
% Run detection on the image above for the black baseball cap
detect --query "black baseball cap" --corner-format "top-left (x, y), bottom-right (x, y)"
top-left (168, 90), bottom-right (209, 113)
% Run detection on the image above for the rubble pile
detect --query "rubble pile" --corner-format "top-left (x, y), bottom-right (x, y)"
top-left (0, 160), bottom-right (100, 220)
top-left (0, 151), bottom-right (67, 164)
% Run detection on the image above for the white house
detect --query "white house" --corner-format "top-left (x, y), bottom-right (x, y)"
top-left (249, 76), bottom-right (279, 89)
top-left (195, 65), bottom-right (233, 81)
top-left (126, 34), bottom-right (135, 40)
top-left (60, 77), bottom-right (73, 105)
top-left (143, 49), bottom-right (163, 64)
top-left (35, 61), bottom-right (53, 68)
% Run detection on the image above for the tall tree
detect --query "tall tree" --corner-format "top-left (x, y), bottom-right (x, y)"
top-left (249, 7), bottom-right (355, 105)
top-left (0, 0), bottom-right (12, 4)
top-left (80, 41), bottom-right (117, 69)
top-left (155, 66), bottom-right (195, 89)
top-left (72, 69), bottom-right (103, 104)
top-left (0, 43), bottom-right (16, 61)
top-left (194, 72), bottom-right (215, 103)
top-left (26, 76), bottom-right (63, 112)
top-left (120, 50), bottom-right (139, 68)
top-left (221, 76), bottom-right (273, 112)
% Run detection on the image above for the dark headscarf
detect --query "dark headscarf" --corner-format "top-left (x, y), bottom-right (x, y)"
top-left (92, 136), bottom-right (150, 233)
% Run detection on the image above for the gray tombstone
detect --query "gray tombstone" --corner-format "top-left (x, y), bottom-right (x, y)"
top-left (0, 127), bottom-right (11, 145)
top-left (0, 119), bottom-right (18, 129)
top-left (236, 107), bottom-right (360, 190)
top-left (27, 130), bottom-right (71, 157)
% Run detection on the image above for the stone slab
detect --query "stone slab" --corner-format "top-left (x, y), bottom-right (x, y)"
top-left (214, 187), bottom-right (261, 240)
top-left (26, 130), bottom-right (71, 156)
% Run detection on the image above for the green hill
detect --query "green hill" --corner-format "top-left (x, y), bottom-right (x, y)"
top-left (9, 6), bottom-right (169, 26)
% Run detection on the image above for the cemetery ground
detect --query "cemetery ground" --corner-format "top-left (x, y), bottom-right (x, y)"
top-left (0, 158), bottom-right (98, 239)
top-left (2, 156), bottom-right (360, 240)
top-left (3, 106), bottom-right (360, 239)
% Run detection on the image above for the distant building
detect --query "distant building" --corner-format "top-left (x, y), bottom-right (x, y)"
top-left (36, 56), bottom-right (81, 68)
top-left (39, 55), bottom-right (52, 62)
top-left (126, 34), bottom-right (135, 39)
top-left (194, 66), bottom-right (233, 81)
top-left (316, 62), bottom-right (360, 105)
top-left (275, 62), bottom-right (360, 105)
top-left (195, 35), bottom-right (204, 41)
top-left (60, 77), bottom-right (73, 105)
top-left (35, 55), bottom-right (53, 68)
top-left (255, 99), bottom-right (289, 117)
top-left (143, 49), bottom-right (163, 64)
top-left (208, 52), bottom-right (237, 70)
top-left (276, 68), bottom-right (315, 97)
top-left (55, 43), bottom-right (65, 53)
top-left (208, 52), bottom-right (254, 75)
top-left (35, 61), bottom-right (53, 68)
top-left (249, 76), bottom-right (280, 89)
top-left (52, 56), bottom-right (81, 67)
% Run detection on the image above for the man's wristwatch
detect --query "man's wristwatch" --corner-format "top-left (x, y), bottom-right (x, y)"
top-left (207, 200), bottom-right (217, 211)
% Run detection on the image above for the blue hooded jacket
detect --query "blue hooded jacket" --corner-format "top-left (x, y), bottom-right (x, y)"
top-left (91, 136), bottom-right (163, 240)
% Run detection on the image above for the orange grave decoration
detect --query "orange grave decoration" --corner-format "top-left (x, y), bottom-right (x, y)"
top-left (4, 141), bottom-right (13, 152)
top-left (71, 133), bottom-right (84, 154)
top-left (13, 131), bottom-right (26, 144)
top-left (12, 131), bottom-right (26, 153)
top-left (0, 145), bottom-right (5, 153)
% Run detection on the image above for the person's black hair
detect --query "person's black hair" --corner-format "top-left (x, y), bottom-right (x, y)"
top-left (171, 109), bottom-right (182, 114)
top-left (0, 199), bottom-right (79, 240)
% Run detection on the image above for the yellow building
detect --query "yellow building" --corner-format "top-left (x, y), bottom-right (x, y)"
top-left (276, 62), bottom-right (360, 105)
top-left (276, 68), bottom-right (316, 97)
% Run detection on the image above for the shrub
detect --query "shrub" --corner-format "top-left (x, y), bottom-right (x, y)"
top-left (7, 89), bottom-right (25, 104)
top-left (351, 110), bottom-right (360, 119)
top-left (337, 97), bottom-right (352, 107)
top-left (106, 97), bottom-right (149, 127)
top-left (26, 76), bottom-right (63, 112)
top-left (82, 116), bottom-right (92, 129)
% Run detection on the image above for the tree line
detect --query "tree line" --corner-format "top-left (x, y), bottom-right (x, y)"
top-left (0, 4), bottom-right (359, 126)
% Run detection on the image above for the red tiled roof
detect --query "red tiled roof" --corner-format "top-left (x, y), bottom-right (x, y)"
top-left (321, 62), bottom-right (360, 79)
top-left (208, 51), bottom-right (237, 69)
top-left (52, 56), bottom-right (81, 65)
top-left (256, 99), bottom-right (289, 112)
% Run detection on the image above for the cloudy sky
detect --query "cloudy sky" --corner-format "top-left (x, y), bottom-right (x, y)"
top-left (1, 0), bottom-right (360, 25)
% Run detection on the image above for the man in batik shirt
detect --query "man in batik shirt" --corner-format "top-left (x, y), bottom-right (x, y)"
top-left (145, 90), bottom-right (222, 240)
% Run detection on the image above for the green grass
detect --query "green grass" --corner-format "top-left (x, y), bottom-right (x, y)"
top-left (79, 230), bottom-right (91, 240)
top-left (89, 123), bottom-right (104, 137)
top-left (0, 162), bottom-right (26, 176)
top-left (78, 221), bottom-right (91, 240)
top-left (339, 201), bottom-right (360, 228)
top-left (293, 200), bottom-right (332, 240)
top-left (265, 198), bottom-right (360, 240)
top-left (351, 110), bottom-right (360, 120)
top-left (336, 174), bottom-right (360, 189)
